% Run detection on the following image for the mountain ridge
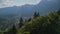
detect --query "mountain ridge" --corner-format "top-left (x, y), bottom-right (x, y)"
top-left (0, 0), bottom-right (60, 17)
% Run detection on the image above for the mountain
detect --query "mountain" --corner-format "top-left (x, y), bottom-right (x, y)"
top-left (0, 5), bottom-right (34, 17)
top-left (0, 0), bottom-right (60, 17)
top-left (0, 0), bottom-right (60, 30)
top-left (35, 0), bottom-right (60, 14)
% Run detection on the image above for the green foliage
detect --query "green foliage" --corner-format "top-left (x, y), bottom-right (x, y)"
top-left (28, 18), bottom-right (31, 22)
top-left (18, 9), bottom-right (60, 34)
top-left (1, 9), bottom-right (60, 34)
top-left (4, 25), bottom-right (17, 34)
top-left (57, 9), bottom-right (60, 15)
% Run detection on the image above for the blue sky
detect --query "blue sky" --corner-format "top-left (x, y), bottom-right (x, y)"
top-left (0, 0), bottom-right (41, 8)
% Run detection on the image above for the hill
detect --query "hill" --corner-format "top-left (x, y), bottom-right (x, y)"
top-left (3, 9), bottom-right (60, 34)
top-left (16, 9), bottom-right (60, 34)
top-left (0, 0), bottom-right (60, 33)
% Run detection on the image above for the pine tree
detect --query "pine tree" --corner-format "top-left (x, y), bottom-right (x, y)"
top-left (19, 17), bottom-right (23, 28)
top-left (33, 12), bottom-right (37, 18)
top-left (28, 18), bottom-right (31, 22)
top-left (57, 9), bottom-right (60, 15)
top-left (11, 25), bottom-right (17, 34)
top-left (7, 25), bottom-right (17, 34)
top-left (37, 12), bottom-right (40, 17)
top-left (33, 12), bottom-right (40, 18)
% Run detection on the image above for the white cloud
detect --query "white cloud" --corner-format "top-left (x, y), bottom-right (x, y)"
top-left (0, 0), bottom-right (41, 8)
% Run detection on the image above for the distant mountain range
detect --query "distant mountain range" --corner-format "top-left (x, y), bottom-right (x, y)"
top-left (0, 0), bottom-right (60, 30)
top-left (0, 0), bottom-right (60, 17)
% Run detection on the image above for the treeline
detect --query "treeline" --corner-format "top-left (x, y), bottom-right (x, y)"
top-left (3, 9), bottom-right (60, 34)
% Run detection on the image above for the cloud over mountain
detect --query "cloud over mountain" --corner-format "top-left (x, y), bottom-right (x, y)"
top-left (0, 0), bottom-right (41, 8)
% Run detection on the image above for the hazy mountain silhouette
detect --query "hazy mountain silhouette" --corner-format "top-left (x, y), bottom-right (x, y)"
top-left (0, 0), bottom-right (60, 17)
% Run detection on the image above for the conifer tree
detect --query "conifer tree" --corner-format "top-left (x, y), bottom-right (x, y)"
top-left (28, 18), bottom-right (31, 22)
top-left (19, 17), bottom-right (23, 28)
top-left (57, 9), bottom-right (60, 15)
top-left (37, 12), bottom-right (40, 17)
top-left (33, 12), bottom-right (37, 18)
top-left (33, 12), bottom-right (40, 18)
top-left (7, 25), bottom-right (17, 34)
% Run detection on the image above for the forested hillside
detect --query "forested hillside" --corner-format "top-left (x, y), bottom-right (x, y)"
top-left (1, 9), bottom-right (60, 34)
top-left (0, 0), bottom-right (60, 32)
